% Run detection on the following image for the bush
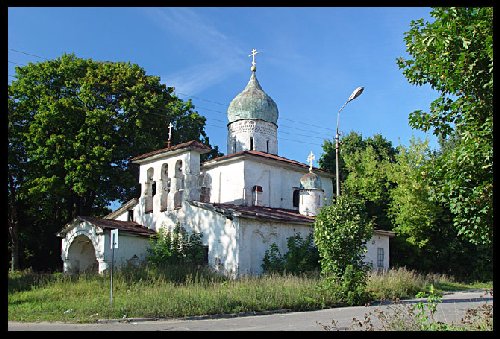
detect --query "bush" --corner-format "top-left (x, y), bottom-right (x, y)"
top-left (147, 223), bottom-right (205, 267)
top-left (313, 195), bottom-right (373, 302)
top-left (262, 233), bottom-right (320, 275)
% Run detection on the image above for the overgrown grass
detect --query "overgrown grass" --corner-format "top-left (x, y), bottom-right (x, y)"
top-left (8, 266), bottom-right (492, 323)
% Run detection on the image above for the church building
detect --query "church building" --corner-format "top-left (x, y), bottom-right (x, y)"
top-left (58, 50), bottom-right (394, 277)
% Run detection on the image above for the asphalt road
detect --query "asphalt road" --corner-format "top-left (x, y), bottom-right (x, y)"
top-left (8, 290), bottom-right (492, 331)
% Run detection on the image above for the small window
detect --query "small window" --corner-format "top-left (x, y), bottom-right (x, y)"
top-left (292, 189), bottom-right (300, 208)
top-left (250, 137), bottom-right (254, 150)
top-left (377, 248), bottom-right (384, 268)
top-left (266, 140), bottom-right (269, 153)
top-left (127, 210), bottom-right (134, 221)
top-left (252, 185), bottom-right (263, 192)
top-left (252, 185), bottom-right (262, 206)
top-left (152, 182), bottom-right (156, 196)
top-left (233, 139), bottom-right (237, 153)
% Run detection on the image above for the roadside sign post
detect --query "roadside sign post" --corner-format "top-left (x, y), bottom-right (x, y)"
top-left (110, 229), bottom-right (118, 306)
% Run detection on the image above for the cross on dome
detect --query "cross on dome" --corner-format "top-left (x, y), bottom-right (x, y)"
top-left (249, 48), bottom-right (259, 66)
top-left (307, 151), bottom-right (315, 172)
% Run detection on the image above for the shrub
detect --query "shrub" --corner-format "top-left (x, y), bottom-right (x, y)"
top-left (146, 223), bottom-right (205, 267)
top-left (262, 233), bottom-right (320, 275)
top-left (313, 195), bottom-right (373, 303)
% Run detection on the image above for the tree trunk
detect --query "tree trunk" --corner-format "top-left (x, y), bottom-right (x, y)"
top-left (8, 173), bottom-right (19, 272)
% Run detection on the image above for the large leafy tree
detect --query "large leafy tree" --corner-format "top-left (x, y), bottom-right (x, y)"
top-left (8, 53), bottom-right (220, 270)
top-left (319, 132), bottom-right (397, 230)
top-left (387, 137), bottom-right (491, 280)
top-left (397, 7), bottom-right (493, 246)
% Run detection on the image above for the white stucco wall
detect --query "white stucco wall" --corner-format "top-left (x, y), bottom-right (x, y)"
top-left (228, 120), bottom-right (278, 154)
top-left (364, 233), bottom-right (391, 270)
top-left (113, 210), bottom-right (129, 222)
top-left (101, 230), bottom-right (152, 270)
top-left (237, 218), bottom-right (313, 276)
top-left (157, 202), bottom-right (240, 277)
top-left (243, 160), bottom-right (333, 209)
top-left (203, 161), bottom-right (246, 205)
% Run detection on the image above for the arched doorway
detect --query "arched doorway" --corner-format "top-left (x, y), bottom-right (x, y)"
top-left (66, 234), bottom-right (98, 274)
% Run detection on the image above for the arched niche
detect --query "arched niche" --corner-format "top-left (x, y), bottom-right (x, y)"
top-left (65, 233), bottom-right (98, 274)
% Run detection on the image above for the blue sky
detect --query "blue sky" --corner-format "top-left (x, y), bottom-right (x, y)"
top-left (8, 7), bottom-right (439, 168)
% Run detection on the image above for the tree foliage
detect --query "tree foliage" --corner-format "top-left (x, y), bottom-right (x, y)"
top-left (314, 195), bottom-right (373, 304)
top-left (319, 132), bottom-right (397, 231)
top-left (387, 138), bottom-right (443, 248)
top-left (8, 53), bottom-right (220, 270)
top-left (397, 7), bottom-right (493, 246)
top-left (387, 137), bottom-right (492, 280)
top-left (313, 195), bottom-right (373, 278)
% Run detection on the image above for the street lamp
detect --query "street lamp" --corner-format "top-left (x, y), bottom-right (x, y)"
top-left (335, 86), bottom-right (364, 199)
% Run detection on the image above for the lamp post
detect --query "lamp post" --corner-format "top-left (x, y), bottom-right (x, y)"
top-left (335, 86), bottom-right (364, 199)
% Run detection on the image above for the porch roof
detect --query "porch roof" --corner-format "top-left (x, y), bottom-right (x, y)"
top-left (57, 216), bottom-right (156, 238)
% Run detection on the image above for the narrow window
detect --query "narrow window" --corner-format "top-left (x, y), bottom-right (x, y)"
top-left (292, 189), bottom-right (300, 208)
top-left (127, 209), bottom-right (134, 221)
top-left (152, 182), bottom-right (156, 196)
top-left (266, 140), bottom-right (269, 153)
top-left (252, 185), bottom-right (263, 206)
top-left (233, 139), bottom-right (237, 153)
top-left (377, 248), bottom-right (384, 268)
top-left (250, 137), bottom-right (254, 150)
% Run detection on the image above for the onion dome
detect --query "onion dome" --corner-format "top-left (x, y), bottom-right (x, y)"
top-left (227, 68), bottom-right (279, 125)
top-left (300, 171), bottom-right (322, 190)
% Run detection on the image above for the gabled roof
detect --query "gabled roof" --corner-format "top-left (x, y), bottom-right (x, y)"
top-left (190, 201), bottom-right (314, 224)
top-left (131, 140), bottom-right (211, 163)
top-left (189, 201), bottom-right (395, 237)
top-left (201, 150), bottom-right (334, 177)
top-left (104, 198), bottom-right (138, 220)
top-left (57, 216), bottom-right (156, 238)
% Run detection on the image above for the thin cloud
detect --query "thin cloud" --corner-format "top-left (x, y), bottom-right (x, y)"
top-left (166, 62), bottom-right (232, 96)
top-left (141, 7), bottom-right (247, 94)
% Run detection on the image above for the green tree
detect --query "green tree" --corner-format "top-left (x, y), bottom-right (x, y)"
top-left (319, 131), bottom-right (364, 186)
top-left (8, 53), bottom-right (218, 270)
top-left (387, 138), bottom-right (443, 248)
top-left (397, 7), bottom-right (493, 246)
top-left (387, 137), bottom-right (492, 280)
top-left (319, 132), bottom-right (396, 231)
top-left (313, 195), bottom-right (373, 304)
